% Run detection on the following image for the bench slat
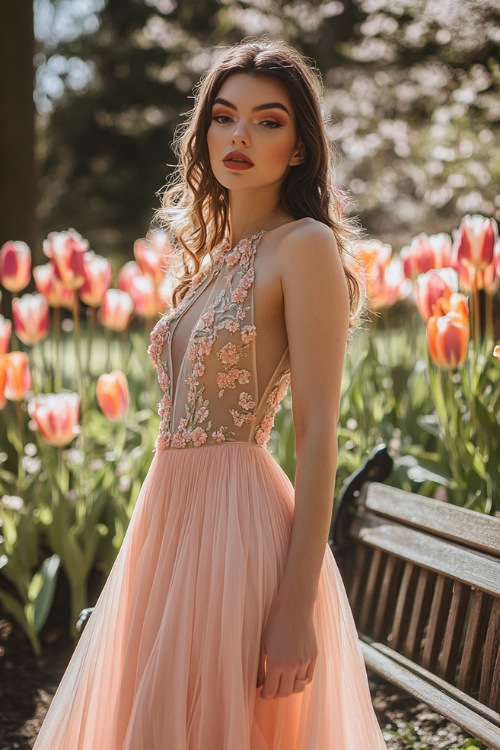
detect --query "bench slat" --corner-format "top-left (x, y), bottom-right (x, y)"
top-left (458, 589), bottom-right (490, 693)
top-left (359, 547), bottom-right (384, 632)
top-left (390, 561), bottom-right (419, 651)
top-left (373, 555), bottom-right (402, 641)
top-left (360, 638), bottom-right (500, 748)
top-left (351, 514), bottom-right (500, 596)
top-left (421, 574), bottom-right (453, 671)
top-left (404, 567), bottom-right (435, 662)
top-left (438, 581), bottom-right (470, 682)
top-left (362, 483), bottom-right (500, 556)
top-left (481, 599), bottom-right (500, 706)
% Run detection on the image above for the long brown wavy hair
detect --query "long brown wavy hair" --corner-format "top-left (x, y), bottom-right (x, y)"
top-left (154, 38), bottom-right (365, 330)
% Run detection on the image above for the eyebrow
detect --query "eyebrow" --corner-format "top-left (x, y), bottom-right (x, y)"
top-left (213, 97), bottom-right (291, 116)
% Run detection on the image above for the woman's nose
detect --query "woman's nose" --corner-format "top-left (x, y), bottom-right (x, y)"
top-left (231, 120), bottom-right (249, 146)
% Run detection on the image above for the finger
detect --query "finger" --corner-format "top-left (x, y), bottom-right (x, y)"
top-left (256, 646), bottom-right (266, 689)
top-left (305, 655), bottom-right (317, 683)
top-left (260, 667), bottom-right (282, 700)
top-left (291, 672), bottom-right (310, 694)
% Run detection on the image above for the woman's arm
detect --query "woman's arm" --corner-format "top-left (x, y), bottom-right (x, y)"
top-left (258, 219), bottom-right (351, 700)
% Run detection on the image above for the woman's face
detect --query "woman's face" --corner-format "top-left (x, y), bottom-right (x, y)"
top-left (206, 73), bottom-right (303, 194)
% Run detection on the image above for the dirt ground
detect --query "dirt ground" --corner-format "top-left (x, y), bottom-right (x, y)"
top-left (0, 571), bottom-right (476, 750)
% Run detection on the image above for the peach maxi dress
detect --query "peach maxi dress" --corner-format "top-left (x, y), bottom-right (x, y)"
top-left (33, 231), bottom-right (387, 749)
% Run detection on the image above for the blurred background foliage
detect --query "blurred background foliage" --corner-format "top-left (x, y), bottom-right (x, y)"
top-left (29, 0), bottom-right (500, 260)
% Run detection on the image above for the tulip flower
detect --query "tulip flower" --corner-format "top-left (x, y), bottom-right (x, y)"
top-left (354, 239), bottom-right (392, 306)
top-left (3, 351), bottom-right (32, 400)
top-left (129, 275), bottom-right (160, 319)
top-left (43, 229), bottom-right (89, 290)
top-left (400, 233), bottom-right (453, 280)
top-left (369, 257), bottom-right (411, 310)
top-left (134, 238), bottom-right (165, 285)
top-left (79, 251), bottom-right (112, 307)
top-left (415, 268), bottom-right (458, 321)
top-left (455, 214), bottom-right (497, 273)
top-left (0, 356), bottom-right (7, 410)
top-left (28, 392), bottom-right (80, 447)
top-left (117, 260), bottom-right (141, 295)
top-left (96, 370), bottom-right (130, 420)
top-left (33, 262), bottom-right (75, 309)
top-left (147, 230), bottom-right (173, 271)
top-left (427, 313), bottom-right (469, 370)
top-left (12, 293), bottom-right (50, 346)
top-left (494, 345), bottom-right (500, 362)
top-left (0, 315), bottom-right (12, 355)
top-left (0, 241), bottom-right (31, 293)
top-left (432, 292), bottom-right (469, 325)
top-left (98, 289), bottom-right (134, 331)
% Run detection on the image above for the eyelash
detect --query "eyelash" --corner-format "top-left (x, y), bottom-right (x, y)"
top-left (212, 115), bottom-right (283, 129)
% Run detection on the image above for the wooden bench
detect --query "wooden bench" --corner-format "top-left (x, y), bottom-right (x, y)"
top-left (330, 444), bottom-right (500, 749)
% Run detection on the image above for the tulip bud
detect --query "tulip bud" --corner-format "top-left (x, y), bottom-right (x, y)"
top-left (117, 261), bottom-right (141, 295)
top-left (28, 392), bottom-right (80, 447)
top-left (129, 275), bottom-right (160, 319)
top-left (0, 241), bottom-right (31, 293)
top-left (12, 293), bottom-right (50, 346)
top-left (33, 262), bottom-right (75, 309)
top-left (0, 316), bottom-right (12, 355)
top-left (3, 351), bottom-right (32, 401)
top-left (134, 238), bottom-right (165, 285)
top-left (79, 251), bottom-right (112, 307)
top-left (427, 313), bottom-right (469, 370)
top-left (96, 370), bottom-right (130, 420)
top-left (415, 268), bottom-right (458, 321)
top-left (43, 229), bottom-right (89, 290)
top-left (455, 214), bottom-right (497, 272)
top-left (98, 289), bottom-right (134, 331)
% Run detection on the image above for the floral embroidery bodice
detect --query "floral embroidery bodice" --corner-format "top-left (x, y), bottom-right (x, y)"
top-left (147, 231), bottom-right (291, 450)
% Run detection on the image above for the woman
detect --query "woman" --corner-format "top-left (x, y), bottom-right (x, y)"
top-left (34, 39), bottom-right (387, 749)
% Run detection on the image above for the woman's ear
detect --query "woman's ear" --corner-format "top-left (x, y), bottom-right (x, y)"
top-left (289, 138), bottom-right (305, 166)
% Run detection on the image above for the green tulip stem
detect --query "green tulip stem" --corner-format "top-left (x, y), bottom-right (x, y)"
top-left (54, 306), bottom-right (62, 392)
top-left (86, 307), bottom-right (97, 377)
top-left (14, 400), bottom-right (26, 488)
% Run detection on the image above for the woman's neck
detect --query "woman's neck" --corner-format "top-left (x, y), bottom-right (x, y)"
top-left (227, 189), bottom-right (292, 246)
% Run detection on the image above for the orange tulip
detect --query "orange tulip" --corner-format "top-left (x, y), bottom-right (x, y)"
top-left (432, 292), bottom-right (469, 324)
top-left (415, 268), bottom-right (458, 321)
top-left (43, 229), bottom-right (89, 290)
top-left (134, 238), bottom-right (165, 285)
top-left (28, 392), bottom-right (80, 447)
top-left (129, 275), bottom-right (160, 319)
top-left (12, 293), bottom-right (50, 346)
top-left (96, 370), bottom-right (130, 420)
top-left (400, 232), bottom-right (452, 280)
top-left (0, 315), bottom-right (12, 355)
top-left (79, 251), bottom-right (112, 307)
top-left (0, 356), bottom-right (7, 410)
top-left (98, 289), bottom-right (134, 331)
top-left (3, 351), bottom-right (32, 400)
top-left (455, 214), bottom-right (497, 272)
top-left (354, 239), bottom-right (392, 305)
top-left (369, 257), bottom-right (411, 310)
top-left (426, 313), bottom-right (469, 370)
top-left (0, 241), bottom-right (31, 293)
top-left (33, 262), bottom-right (75, 309)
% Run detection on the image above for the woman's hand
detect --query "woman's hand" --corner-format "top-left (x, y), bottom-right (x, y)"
top-left (257, 596), bottom-right (318, 699)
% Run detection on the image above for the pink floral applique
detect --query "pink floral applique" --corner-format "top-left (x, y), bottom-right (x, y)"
top-left (254, 370), bottom-right (291, 446)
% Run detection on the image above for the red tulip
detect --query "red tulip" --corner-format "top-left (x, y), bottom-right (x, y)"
top-left (134, 238), bottom-right (165, 285)
top-left (12, 293), bottom-right (50, 346)
top-left (432, 292), bottom-right (469, 325)
top-left (401, 232), bottom-right (453, 280)
top-left (98, 289), bottom-right (134, 331)
top-left (427, 313), bottom-right (469, 370)
top-left (33, 262), bottom-right (75, 309)
top-left (43, 229), bottom-right (89, 290)
top-left (117, 260), bottom-right (141, 295)
top-left (28, 392), bottom-right (80, 447)
top-left (415, 268), bottom-right (458, 321)
top-left (79, 251), bottom-right (112, 307)
top-left (96, 370), bottom-right (130, 420)
top-left (3, 351), bottom-right (32, 401)
top-left (455, 214), bottom-right (497, 272)
top-left (129, 275), bottom-right (160, 319)
top-left (0, 241), bottom-right (31, 293)
top-left (0, 315), bottom-right (12, 355)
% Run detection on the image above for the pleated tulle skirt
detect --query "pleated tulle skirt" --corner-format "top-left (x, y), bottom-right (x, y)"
top-left (33, 442), bottom-right (387, 750)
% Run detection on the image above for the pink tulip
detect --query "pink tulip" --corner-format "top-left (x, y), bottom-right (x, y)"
top-left (117, 260), bottom-right (141, 295)
top-left (3, 351), bottom-right (32, 401)
top-left (432, 292), bottom-right (469, 325)
top-left (427, 313), bottom-right (469, 370)
top-left (147, 230), bottom-right (174, 271)
top-left (494, 345), bottom-right (500, 362)
top-left (370, 257), bottom-right (411, 310)
top-left (158, 274), bottom-right (176, 312)
top-left (0, 316), bottom-right (12, 355)
top-left (129, 275), bottom-right (160, 318)
top-left (134, 238), bottom-right (165, 285)
top-left (96, 370), bottom-right (130, 420)
top-left (454, 237), bottom-right (500, 295)
top-left (415, 268), bottom-right (458, 321)
top-left (98, 289), bottom-right (134, 331)
top-left (0, 241), bottom-right (31, 293)
top-left (12, 293), bottom-right (50, 346)
top-left (43, 229), bottom-right (89, 290)
top-left (455, 214), bottom-right (497, 272)
top-left (400, 233), bottom-right (452, 280)
top-left (28, 392), bottom-right (80, 447)
top-left (0, 356), bottom-right (7, 409)
top-left (33, 262), bottom-right (75, 309)
top-left (79, 251), bottom-right (112, 307)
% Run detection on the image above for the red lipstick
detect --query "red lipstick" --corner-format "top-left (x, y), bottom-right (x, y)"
top-left (223, 151), bottom-right (254, 170)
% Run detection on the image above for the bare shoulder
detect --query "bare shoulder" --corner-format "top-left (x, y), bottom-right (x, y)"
top-left (277, 217), bottom-right (343, 288)
top-left (278, 217), bottom-right (338, 256)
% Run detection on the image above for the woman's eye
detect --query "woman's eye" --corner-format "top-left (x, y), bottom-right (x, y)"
top-left (213, 115), bottom-right (232, 124)
top-left (261, 120), bottom-right (282, 129)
